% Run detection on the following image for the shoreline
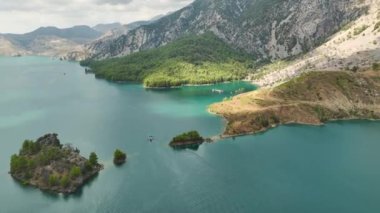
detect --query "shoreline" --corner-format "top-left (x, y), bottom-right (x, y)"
top-left (208, 71), bottom-right (380, 140)
top-left (209, 115), bottom-right (380, 142)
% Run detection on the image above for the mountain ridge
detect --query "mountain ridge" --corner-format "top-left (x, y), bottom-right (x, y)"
top-left (85, 0), bottom-right (367, 60)
top-left (0, 25), bottom-right (103, 58)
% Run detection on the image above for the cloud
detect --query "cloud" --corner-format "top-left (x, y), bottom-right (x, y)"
top-left (0, 0), bottom-right (194, 33)
top-left (95, 0), bottom-right (133, 5)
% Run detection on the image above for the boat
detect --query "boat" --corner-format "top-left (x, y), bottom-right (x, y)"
top-left (212, 89), bottom-right (224, 93)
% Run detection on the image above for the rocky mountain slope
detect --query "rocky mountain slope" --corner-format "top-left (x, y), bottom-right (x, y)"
top-left (251, 0), bottom-right (379, 87)
top-left (0, 26), bottom-right (102, 58)
top-left (85, 0), bottom-right (367, 60)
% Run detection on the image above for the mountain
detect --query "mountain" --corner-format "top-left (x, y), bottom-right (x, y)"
top-left (5, 25), bottom-right (102, 45)
top-left (85, 0), bottom-right (367, 60)
top-left (208, 0), bottom-right (380, 137)
top-left (0, 26), bottom-right (103, 58)
top-left (250, 0), bottom-right (380, 87)
top-left (81, 32), bottom-right (254, 87)
top-left (93, 23), bottom-right (124, 33)
top-left (82, 16), bottom-right (168, 59)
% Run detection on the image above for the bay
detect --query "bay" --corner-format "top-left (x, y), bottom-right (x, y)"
top-left (0, 56), bottom-right (379, 213)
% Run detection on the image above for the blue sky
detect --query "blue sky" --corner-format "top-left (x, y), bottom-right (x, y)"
top-left (0, 0), bottom-right (193, 33)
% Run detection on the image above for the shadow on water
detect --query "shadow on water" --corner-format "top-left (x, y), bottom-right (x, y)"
top-left (171, 145), bottom-right (200, 151)
top-left (62, 173), bottom-right (101, 200)
top-left (10, 172), bottom-right (101, 201)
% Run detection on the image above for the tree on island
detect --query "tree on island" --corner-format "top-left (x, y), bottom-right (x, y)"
top-left (169, 130), bottom-right (205, 150)
top-left (171, 131), bottom-right (203, 143)
top-left (113, 149), bottom-right (127, 165)
top-left (89, 152), bottom-right (98, 166)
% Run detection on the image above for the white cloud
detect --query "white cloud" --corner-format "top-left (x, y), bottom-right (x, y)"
top-left (0, 0), bottom-right (193, 33)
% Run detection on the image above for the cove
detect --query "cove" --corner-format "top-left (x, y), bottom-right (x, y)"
top-left (0, 56), bottom-right (380, 213)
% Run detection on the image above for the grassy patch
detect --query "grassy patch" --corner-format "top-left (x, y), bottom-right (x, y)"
top-left (374, 22), bottom-right (380, 32)
top-left (353, 25), bottom-right (369, 36)
top-left (251, 60), bottom-right (291, 80)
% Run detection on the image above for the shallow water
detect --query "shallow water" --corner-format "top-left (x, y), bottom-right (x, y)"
top-left (0, 56), bottom-right (380, 213)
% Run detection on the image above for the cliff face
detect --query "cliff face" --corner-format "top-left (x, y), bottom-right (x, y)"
top-left (87, 0), bottom-right (367, 60)
top-left (250, 0), bottom-right (380, 87)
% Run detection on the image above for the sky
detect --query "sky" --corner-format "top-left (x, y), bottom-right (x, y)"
top-left (0, 0), bottom-right (193, 34)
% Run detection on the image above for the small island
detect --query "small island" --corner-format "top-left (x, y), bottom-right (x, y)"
top-left (113, 149), bottom-right (127, 165)
top-left (9, 133), bottom-right (103, 194)
top-left (169, 131), bottom-right (204, 150)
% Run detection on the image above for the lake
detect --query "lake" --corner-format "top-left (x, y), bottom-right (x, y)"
top-left (1, 56), bottom-right (380, 213)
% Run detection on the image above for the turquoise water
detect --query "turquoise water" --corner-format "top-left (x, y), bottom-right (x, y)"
top-left (1, 56), bottom-right (380, 213)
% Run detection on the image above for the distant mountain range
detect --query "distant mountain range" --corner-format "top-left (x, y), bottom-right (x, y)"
top-left (0, 25), bottom-right (102, 58)
top-left (0, 18), bottom-right (163, 59)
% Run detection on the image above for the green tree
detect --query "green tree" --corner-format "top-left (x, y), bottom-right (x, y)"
top-left (69, 166), bottom-right (81, 179)
top-left (373, 63), bottom-right (380, 71)
top-left (89, 152), bottom-right (98, 166)
top-left (48, 175), bottom-right (59, 186)
top-left (60, 175), bottom-right (70, 187)
top-left (113, 149), bottom-right (126, 164)
top-left (10, 154), bottom-right (28, 174)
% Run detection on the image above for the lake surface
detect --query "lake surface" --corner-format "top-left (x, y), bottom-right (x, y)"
top-left (1, 56), bottom-right (380, 213)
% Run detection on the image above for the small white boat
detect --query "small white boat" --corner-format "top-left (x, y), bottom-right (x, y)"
top-left (212, 89), bottom-right (224, 93)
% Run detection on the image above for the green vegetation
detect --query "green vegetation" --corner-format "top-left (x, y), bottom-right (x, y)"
top-left (81, 32), bottom-right (255, 87)
top-left (353, 25), bottom-right (369, 36)
top-left (48, 175), bottom-right (59, 186)
top-left (20, 140), bottom-right (41, 155)
top-left (113, 149), bottom-right (127, 165)
top-left (10, 154), bottom-right (34, 176)
top-left (60, 175), bottom-right (70, 187)
top-left (251, 60), bottom-right (291, 80)
top-left (89, 152), bottom-right (98, 166)
top-left (171, 131), bottom-right (204, 143)
top-left (10, 140), bottom-right (63, 176)
top-left (69, 166), bottom-right (81, 179)
top-left (374, 22), bottom-right (380, 32)
top-left (373, 63), bottom-right (380, 71)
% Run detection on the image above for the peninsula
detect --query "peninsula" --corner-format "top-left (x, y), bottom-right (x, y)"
top-left (9, 133), bottom-right (103, 194)
top-left (210, 70), bottom-right (380, 136)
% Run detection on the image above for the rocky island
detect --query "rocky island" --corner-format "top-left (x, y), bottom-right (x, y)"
top-left (169, 131), bottom-right (205, 150)
top-left (210, 70), bottom-right (380, 136)
top-left (9, 133), bottom-right (103, 194)
top-left (113, 149), bottom-right (127, 165)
